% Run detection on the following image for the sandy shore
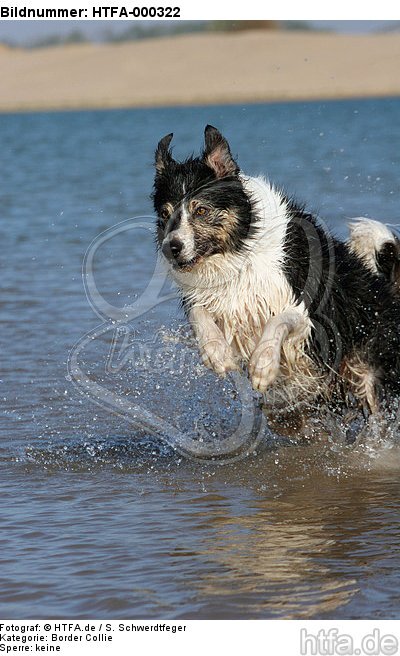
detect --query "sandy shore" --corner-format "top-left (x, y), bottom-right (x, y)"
top-left (1, 30), bottom-right (400, 112)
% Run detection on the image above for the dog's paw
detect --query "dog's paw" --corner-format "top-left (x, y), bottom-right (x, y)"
top-left (248, 341), bottom-right (281, 393)
top-left (199, 338), bottom-right (238, 376)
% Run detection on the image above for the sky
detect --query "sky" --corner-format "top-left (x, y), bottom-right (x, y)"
top-left (0, 20), bottom-right (398, 46)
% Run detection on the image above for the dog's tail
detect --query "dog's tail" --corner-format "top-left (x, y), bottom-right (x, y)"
top-left (348, 217), bottom-right (400, 289)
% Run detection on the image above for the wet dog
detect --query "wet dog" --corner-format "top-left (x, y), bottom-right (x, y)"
top-left (153, 125), bottom-right (400, 421)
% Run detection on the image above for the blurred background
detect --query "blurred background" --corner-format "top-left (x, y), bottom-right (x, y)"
top-left (1, 20), bottom-right (400, 111)
top-left (1, 20), bottom-right (400, 47)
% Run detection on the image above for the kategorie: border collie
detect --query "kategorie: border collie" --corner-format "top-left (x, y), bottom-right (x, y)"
top-left (153, 125), bottom-right (400, 425)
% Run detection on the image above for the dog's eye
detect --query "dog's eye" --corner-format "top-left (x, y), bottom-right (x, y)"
top-left (195, 206), bottom-right (209, 217)
top-left (160, 207), bottom-right (170, 221)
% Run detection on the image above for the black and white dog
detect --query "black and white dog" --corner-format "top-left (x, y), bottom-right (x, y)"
top-left (153, 125), bottom-right (400, 421)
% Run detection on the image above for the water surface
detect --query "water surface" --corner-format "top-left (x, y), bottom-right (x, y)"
top-left (1, 98), bottom-right (400, 619)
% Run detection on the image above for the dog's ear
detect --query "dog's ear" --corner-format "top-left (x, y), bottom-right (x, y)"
top-left (203, 125), bottom-right (239, 178)
top-left (155, 133), bottom-right (174, 174)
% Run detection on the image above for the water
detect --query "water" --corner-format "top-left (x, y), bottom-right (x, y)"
top-left (1, 98), bottom-right (400, 619)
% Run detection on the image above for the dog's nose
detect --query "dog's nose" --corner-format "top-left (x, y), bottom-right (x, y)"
top-left (162, 237), bottom-right (183, 260)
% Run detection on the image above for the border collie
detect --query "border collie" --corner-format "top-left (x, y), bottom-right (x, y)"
top-left (153, 126), bottom-right (400, 423)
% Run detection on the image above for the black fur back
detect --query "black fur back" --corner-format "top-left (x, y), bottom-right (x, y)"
top-left (283, 202), bottom-right (400, 393)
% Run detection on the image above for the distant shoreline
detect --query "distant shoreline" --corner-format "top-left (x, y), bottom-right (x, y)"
top-left (1, 93), bottom-right (399, 116)
top-left (1, 30), bottom-right (400, 113)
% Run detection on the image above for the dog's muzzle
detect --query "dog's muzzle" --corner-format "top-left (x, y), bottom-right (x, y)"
top-left (162, 237), bottom-right (184, 262)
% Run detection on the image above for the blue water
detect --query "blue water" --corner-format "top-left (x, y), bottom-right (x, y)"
top-left (1, 98), bottom-right (400, 619)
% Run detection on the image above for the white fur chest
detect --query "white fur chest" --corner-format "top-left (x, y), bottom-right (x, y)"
top-left (179, 253), bottom-right (300, 358)
top-left (170, 175), bottom-right (311, 360)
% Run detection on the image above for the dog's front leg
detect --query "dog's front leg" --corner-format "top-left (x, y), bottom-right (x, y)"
top-left (249, 310), bottom-right (307, 393)
top-left (189, 306), bottom-right (238, 376)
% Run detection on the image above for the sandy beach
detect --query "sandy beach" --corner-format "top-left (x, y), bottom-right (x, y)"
top-left (1, 29), bottom-right (400, 112)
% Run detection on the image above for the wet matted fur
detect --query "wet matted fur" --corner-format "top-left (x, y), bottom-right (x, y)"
top-left (153, 125), bottom-right (400, 419)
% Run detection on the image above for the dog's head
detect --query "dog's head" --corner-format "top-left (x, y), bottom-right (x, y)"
top-left (152, 125), bottom-right (253, 271)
